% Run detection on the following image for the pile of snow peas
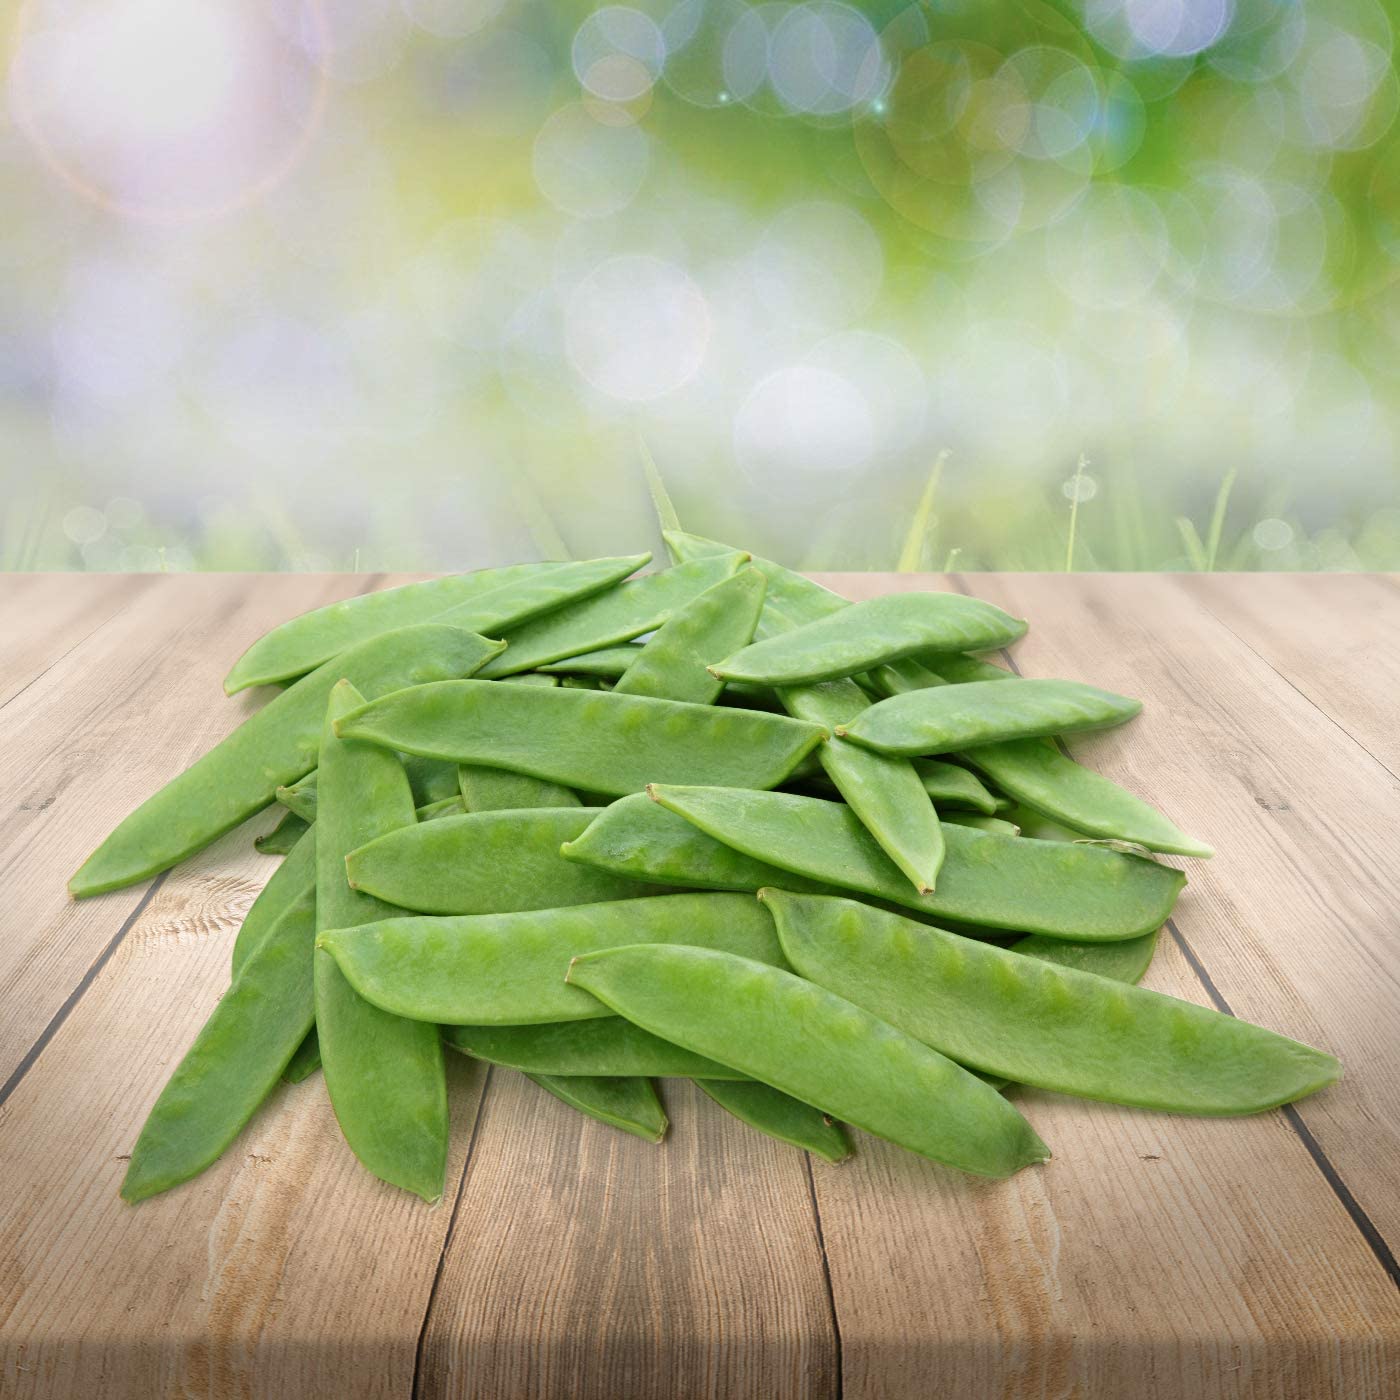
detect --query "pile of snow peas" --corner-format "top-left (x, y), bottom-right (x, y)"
top-left (71, 532), bottom-right (1341, 1203)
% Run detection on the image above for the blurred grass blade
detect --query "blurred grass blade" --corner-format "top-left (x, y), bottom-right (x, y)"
top-left (640, 438), bottom-right (682, 534)
top-left (1064, 454), bottom-right (1087, 572)
top-left (1205, 468), bottom-right (1237, 572)
top-left (1176, 517), bottom-right (1208, 571)
top-left (897, 449), bottom-right (948, 572)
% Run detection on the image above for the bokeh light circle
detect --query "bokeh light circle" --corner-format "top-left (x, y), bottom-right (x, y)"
top-left (532, 103), bottom-right (650, 218)
top-left (734, 366), bottom-right (875, 478)
top-left (572, 7), bottom-right (666, 103)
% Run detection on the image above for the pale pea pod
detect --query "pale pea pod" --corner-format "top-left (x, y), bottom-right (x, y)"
top-left (944, 813), bottom-right (1021, 837)
top-left (315, 680), bottom-right (448, 1202)
top-left (318, 893), bottom-right (787, 1025)
top-left (526, 1074), bottom-right (668, 1142)
top-left (255, 809), bottom-right (309, 855)
top-left (224, 555), bottom-right (648, 693)
top-left (695, 1080), bottom-right (851, 1164)
top-left (763, 891), bottom-right (1340, 1115)
top-left (334, 682), bottom-right (827, 797)
top-left (912, 759), bottom-right (1002, 814)
top-left (346, 809), bottom-right (662, 915)
top-left (539, 645), bottom-right (644, 679)
top-left (646, 786), bottom-right (1184, 940)
top-left (613, 567), bottom-right (768, 704)
top-left (565, 944), bottom-right (1050, 1179)
top-left (444, 1018), bottom-right (745, 1079)
top-left (478, 553), bottom-right (748, 678)
top-left (458, 767), bottom-right (579, 812)
top-left (70, 625), bottom-right (505, 898)
top-left (711, 591), bottom-right (1028, 687)
top-left (839, 679), bottom-right (1143, 757)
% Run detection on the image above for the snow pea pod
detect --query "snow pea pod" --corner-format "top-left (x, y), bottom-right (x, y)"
top-left (539, 645), bottom-right (644, 679)
top-left (315, 681), bottom-right (447, 1202)
top-left (913, 759), bottom-right (1001, 814)
top-left (255, 809), bottom-right (308, 855)
top-left (945, 813), bottom-right (1021, 837)
top-left (646, 786), bottom-right (1184, 939)
top-left (458, 767), bottom-right (579, 811)
top-left (1012, 929), bottom-right (1159, 984)
top-left (70, 625), bottom-right (505, 898)
top-left (696, 1080), bottom-right (851, 1164)
top-left (346, 809), bottom-right (662, 914)
top-left (764, 891), bottom-right (1341, 1115)
top-left (318, 893), bottom-right (787, 1025)
top-left (712, 592), bottom-right (1027, 687)
top-left (444, 1018), bottom-right (746, 1079)
top-left (276, 771), bottom-right (318, 823)
top-left (478, 554), bottom-right (748, 678)
top-left (613, 567), bottom-right (767, 704)
top-left (526, 1074), bottom-right (668, 1142)
top-left (122, 882), bottom-right (317, 1202)
top-left (224, 555), bottom-right (647, 693)
top-left (839, 679), bottom-right (1143, 757)
top-left (565, 944), bottom-right (1050, 1179)
top-left (334, 682), bottom-right (827, 797)
top-left (232, 823), bottom-right (317, 976)
top-left (283, 1033), bottom-right (322, 1084)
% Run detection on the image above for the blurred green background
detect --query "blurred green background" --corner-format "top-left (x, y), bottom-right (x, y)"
top-left (3, 0), bottom-right (1399, 572)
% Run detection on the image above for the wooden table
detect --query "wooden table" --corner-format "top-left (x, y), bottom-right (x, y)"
top-left (2, 571), bottom-right (1398, 1399)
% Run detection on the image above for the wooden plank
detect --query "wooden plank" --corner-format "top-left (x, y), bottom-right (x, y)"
top-left (417, 1072), bottom-right (837, 1400)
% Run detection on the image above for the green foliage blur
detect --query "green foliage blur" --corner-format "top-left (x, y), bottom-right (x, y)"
top-left (3, 0), bottom-right (1399, 572)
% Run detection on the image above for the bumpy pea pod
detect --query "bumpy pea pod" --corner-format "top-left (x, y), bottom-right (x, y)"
top-left (764, 891), bottom-right (1340, 1115)
top-left (314, 680), bottom-right (448, 1200)
top-left (565, 945), bottom-right (1049, 1179)
top-left (612, 567), bottom-right (767, 703)
top-left (458, 673), bottom-right (581, 809)
top-left (122, 883), bottom-right (317, 1202)
top-left (317, 893), bottom-right (787, 1026)
top-left (525, 1075), bottom-right (668, 1142)
top-left (255, 809), bottom-right (308, 855)
top-left (645, 786), bottom-right (1184, 940)
top-left (478, 553), bottom-right (749, 678)
top-left (346, 809), bottom-right (662, 915)
top-left (538, 645), bottom-right (644, 679)
top-left (224, 555), bottom-right (648, 693)
top-left (70, 625), bottom-right (505, 898)
top-left (695, 1080), bottom-right (851, 1164)
top-left (232, 826), bottom-right (318, 976)
top-left (334, 682), bottom-right (827, 797)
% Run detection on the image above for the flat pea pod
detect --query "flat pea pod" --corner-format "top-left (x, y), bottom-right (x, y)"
top-left (944, 813), bottom-right (1021, 837)
top-left (224, 555), bottom-right (647, 693)
top-left (565, 945), bottom-right (1050, 1179)
top-left (334, 682), bottom-right (827, 798)
top-left (283, 1032), bottom-right (322, 1083)
top-left (346, 809), bottom-right (662, 915)
top-left (232, 825), bottom-right (318, 976)
top-left (525, 1074), bottom-right (668, 1142)
top-left (276, 772), bottom-right (318, 823)
top-left (255, 809), bottom-right (308, 855)
top-left (401, 754), bottom-right (462, 807)
top-left (913, 759), bottom-right (1001, 814)
top-left (122, 882), bottom-right (317, 1202)
top-left (417, 795), bottom-right (465, 820)
top-left (696, 1080), bottom-right (851, 1163)
top-left (871, 654), bottom-right (1011, 693)
top-left (70, 625), bottom-right (505, 898)
top-left (458, 767), bottom-right (579, 812)
top-left (1012, 929), bottom-right (1159, 984)
top-left (711, 592), bottom-right (1028, 687)
top-left (838, 679), bottom-right (1143, 757)
top-left (444, 1019), bottom-right (745, 1079)
top-left (315, 680), bottom-right (448, 1201)
top-left (318, 893), bottom-right (787, 1025)
top-left (478, 554), bottom-right (748, 678)
top-left (614, 567), bottom-right (767, 704)
top-left (539, 645), bottom-right (644, 679)
top-left (763, 890), bottom-right (1341, 1115)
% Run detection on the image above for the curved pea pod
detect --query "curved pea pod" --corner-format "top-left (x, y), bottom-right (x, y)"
top-left (614, 568), bottom-right (767, 704)
top-left (458, 767), bottom-right (579, 812)
top-left (526, 1074), bottom-right (668, 1142)
top-left (232, 824), bottom-right (318, 976)
top-left (696, 1080), bottom-right (851, 1163)
top-left (276, 772), bottom-right (319, 823)
top-left (765, 890), bottom-right (1341, 1115)
top-left (945, 813), bottom-right (1020, 837)
top-left (224, 555), bottom-right (648, 693)
top-left (565, 945), bottom-right (1050, 1179)
top-left (479, 554), bottom-right (748, 678)
top-left (318, 892), bottom-right (786, 1025)
top-left (838, 679), bottom-right (1143, 757)
top-left (872, 654), bottom-right (1011, 693)
top-left (1012, 929), bottom-right (1159, 985)
top-left (255, 809), bottom-right (309, 855)
top-left (283, 1033), bottom-right (322, 1084)
top-left (122, 883), bottom-right (317, 1202)
top-left (711, 592), bottom-right (1027, 687)
top-left (444, 1018), bottom-right (746, 1079)
top-left (913, 759), bottom-right (1001, 814)
top-left (70, 625), bottom-right (505, 898)
top-left (334, 682), bottom-right (827, 798)
top-left (345, 809), bottom-right (663, 915)
top-left (663, 530), bottom-right (845, 629)
top-left (647, 786), bottom-right (1185, 940)
top-left (961, 739), bottom-right (1213, 858)
top-left (539, 645), bottom-right (644, 679)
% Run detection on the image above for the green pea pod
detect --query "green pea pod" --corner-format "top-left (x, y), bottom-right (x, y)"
top-left (232, 826), bottom-right (318, 976)
top-left (346, 809), bottom-right (663, 915)
top-left (317, 893), bottom-right (787, 1026)
top-left (70, 625), bottom-right (505, 898)
top-left (912, 759), bottom-right (1002, 814)
top-left (565, 944), bottom-right (1050, 1179)
top-left (764, 891), bottom-right (1341, 1115)
top-left (276, 771), bottom-right (319, 823)
top-left (122, 883), bottom-right (317, 1202)
top-left (478, 554), bottom-right (748, 678)
top-left (314, 680), bottom-right (448, 1201)
top-left (538, 645), bottom-right (644, 679)
top-left (283, 1032), bottom-right (322, 1083)
top-left (613, 568), bottom-right (767, 704)
top-left (444, 1019), bottom-right (745, 1079)
top-left (255, 809), bottom-right (308, 855)
top-left (645, 786), bottom-right (1185, 940)
top-left (525, 1074), bottom-right (668, 1142)
top-left (401, 753), bottom-right (461, 807)
top-left (333, 682), bottom-right (827, 798)
top-left (458, 767), bottom-right (579, 811)
top-left (944, 813), bottom-right (1021, 837)
top-left (224, 555), bottom-right (648, 693)
top-left (695, 1080), bottom-right (851, 1164)
top-left (1012, 929), bottom-right (1159, 984)
top-left (664, 530), bottom-right (844, 629)
top-left (838, 679), bottom-right (1143, 757)
top-left (870, 654), bottom-right (1011, 693)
